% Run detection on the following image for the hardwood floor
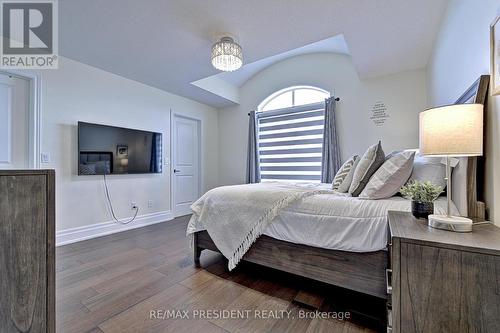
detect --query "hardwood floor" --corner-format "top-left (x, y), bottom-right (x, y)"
top-left (57, 215), bottom-right (385, 333)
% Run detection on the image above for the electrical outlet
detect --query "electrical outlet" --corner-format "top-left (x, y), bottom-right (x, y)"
top-left (131, 202), bottom-right (138, 210)
top-left (147, 200), bottom-right (153, 208)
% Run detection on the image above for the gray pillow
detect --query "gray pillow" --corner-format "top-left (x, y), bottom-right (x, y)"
top-left (359, 151), bottom-right (415, 199)
top-left (408, 153), bottom-right (447, 188)
top-left (349, 141), bottom-right (385, 197)
top-left (332, 155), bottom-right (360, 192)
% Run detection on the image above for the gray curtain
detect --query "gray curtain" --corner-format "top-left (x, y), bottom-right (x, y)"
top-left (321, 97), bottom-right (341, 183)
top-left (246, 111), bottom-right (261, 183)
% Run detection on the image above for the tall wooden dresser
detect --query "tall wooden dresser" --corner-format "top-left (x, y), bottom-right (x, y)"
top-left (387, 211), bottom-right (500, 333)
top-left (0, 170), bottom-right (55, 333)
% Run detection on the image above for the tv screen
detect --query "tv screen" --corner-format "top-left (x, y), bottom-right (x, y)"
top-left (78, 122), bottom-right (162, 175)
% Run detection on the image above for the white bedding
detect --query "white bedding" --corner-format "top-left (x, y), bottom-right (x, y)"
top-left (189, 182), bottom-right (459, 253)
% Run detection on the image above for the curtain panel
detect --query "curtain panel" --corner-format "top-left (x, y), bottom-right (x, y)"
top-left (246, 111), bottom-right (261, 183)
top-left (320, 97), bottom-right (341, 183)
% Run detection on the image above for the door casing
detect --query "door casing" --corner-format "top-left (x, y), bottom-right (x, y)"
top-left (0, 69), bottom-right (41, 169)
top-left (171, 112), bottom-right (202, 217)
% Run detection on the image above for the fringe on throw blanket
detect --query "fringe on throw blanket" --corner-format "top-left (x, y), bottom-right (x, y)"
top-left (226, 189), bottom-right (332, 270)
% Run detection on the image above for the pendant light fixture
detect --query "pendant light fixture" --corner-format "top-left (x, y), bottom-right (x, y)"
top-left (211, 37), bottom-right (243, 72)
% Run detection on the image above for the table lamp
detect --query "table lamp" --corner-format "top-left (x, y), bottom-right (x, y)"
top-left (419, 103), bottom-right (483, 232)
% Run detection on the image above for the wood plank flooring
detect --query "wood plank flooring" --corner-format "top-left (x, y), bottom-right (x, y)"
top-left (57, 215), bottom-right (385, 333)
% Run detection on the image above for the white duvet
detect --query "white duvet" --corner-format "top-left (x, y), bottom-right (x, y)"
top-left (188, 182), bottom-right (459, 253)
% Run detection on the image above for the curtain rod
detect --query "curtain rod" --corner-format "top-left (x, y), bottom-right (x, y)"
top-left (248, 97), bottom-right (340, 116)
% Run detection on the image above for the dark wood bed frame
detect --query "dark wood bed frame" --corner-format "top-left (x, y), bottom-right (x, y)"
top-left (193, 75), bottom-right (490, 301)
top-left (194, 231), bottom-right (388, 298)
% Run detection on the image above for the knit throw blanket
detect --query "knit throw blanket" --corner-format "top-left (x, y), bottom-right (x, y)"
top-left (187, 182), bottom-right (333, 270)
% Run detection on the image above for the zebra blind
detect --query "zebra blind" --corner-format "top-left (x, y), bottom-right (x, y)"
top-left (257, 102), bottom-right (325, 182)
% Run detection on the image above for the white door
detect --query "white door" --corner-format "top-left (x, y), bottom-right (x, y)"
top-left (0, 73), bottom-right (30, 169)
top-left (172, 115), bottom-right (200, 217)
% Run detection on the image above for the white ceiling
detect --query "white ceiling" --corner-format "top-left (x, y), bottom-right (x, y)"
top-left (59, 0), bottom-right (449, 108)
top-left (215, 34), bottom-right (350, 87)
top-left (191, 34), bottom-right (350, 105)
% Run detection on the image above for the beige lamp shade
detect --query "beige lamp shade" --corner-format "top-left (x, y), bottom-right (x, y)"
top-left (419, 104), bottom-right (483, 156)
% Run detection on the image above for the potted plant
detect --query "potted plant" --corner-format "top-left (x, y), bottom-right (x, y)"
top-left (400, 180), bottom-right (444, 219)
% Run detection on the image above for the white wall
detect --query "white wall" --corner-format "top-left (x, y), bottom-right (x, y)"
top-left (218, 53), bottom-right (428, 185)
top-left (427, 0), bottom-right (500, 224)
top-left (35, 57), bottom-right (218, 233)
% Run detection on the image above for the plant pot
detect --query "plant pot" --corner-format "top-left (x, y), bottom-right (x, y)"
top-left (411, 201), bottom-right (434, 219)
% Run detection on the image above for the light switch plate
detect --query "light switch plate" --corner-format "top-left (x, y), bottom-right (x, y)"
top-left (41, 153), bottom-right (50, 163)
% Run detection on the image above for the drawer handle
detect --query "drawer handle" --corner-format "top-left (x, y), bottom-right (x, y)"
top-left (386, 269), bottom-right (392, 295)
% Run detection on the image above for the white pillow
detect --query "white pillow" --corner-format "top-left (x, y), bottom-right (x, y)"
top-left (359, 151), bottom-right (415, 199)
top-left (332, 155), bottom-right (360, 192)
top-left (408, 153), bottom-right (448, 188)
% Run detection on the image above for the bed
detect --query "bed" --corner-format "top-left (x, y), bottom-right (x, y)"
top-left (189, 75), bottom-right (489, 300)
top-left (189, 183), bottom-right (457, 298)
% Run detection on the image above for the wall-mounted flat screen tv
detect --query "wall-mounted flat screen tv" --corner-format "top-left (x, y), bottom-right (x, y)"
top-left (78, 122), bottom-right (162, 175)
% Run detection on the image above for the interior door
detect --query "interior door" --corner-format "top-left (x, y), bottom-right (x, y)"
top-left (0, 73), bottom-right (30, 169)
top-left (172, 115), bottom-right (200, 217)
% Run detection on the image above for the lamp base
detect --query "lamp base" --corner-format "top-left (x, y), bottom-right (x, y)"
top-left (428, 215), bottom-right (473, 232)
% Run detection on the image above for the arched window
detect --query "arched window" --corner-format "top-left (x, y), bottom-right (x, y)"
top-left (258, 86), bottom-right (330, 111)
top-left (257, 86), bottom-right (330, 183)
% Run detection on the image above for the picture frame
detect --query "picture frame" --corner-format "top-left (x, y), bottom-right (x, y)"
top-left (490, 15), bottom-right (500, 95)
top-left (116, 144), bottom-right (128, 158)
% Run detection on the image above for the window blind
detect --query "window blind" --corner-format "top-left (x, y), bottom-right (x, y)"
top-left (257, 102), bottom-right (325, 182)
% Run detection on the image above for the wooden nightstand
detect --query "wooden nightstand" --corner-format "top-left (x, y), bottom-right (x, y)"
top-left (0, 170), bottom-right (55, 333)
top-left (387, 211), bottom-right (500, 333)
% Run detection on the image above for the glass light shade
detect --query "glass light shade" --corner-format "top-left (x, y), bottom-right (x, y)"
top-left (419, 104), bottom-right (483, 156)
top-left (211, 37), bottom-right (243, 72)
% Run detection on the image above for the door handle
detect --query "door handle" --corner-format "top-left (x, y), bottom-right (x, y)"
top-left (173, 169), bottom-right (180, 173)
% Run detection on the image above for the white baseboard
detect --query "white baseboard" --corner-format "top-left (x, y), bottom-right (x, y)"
top-left (56, 210), bottom-right (174, 246)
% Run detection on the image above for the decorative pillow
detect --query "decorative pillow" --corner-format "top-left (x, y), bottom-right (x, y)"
top-left (385, 150), bottom-right (402, 160)
top-left (332, 155), bottom-right (360, 192)
top-left (408, 153), bottom-right (448, 188)
top-left (79, 163), bottom-right (97, 175)
top-left (359, 151), bottom-right (415, 199)
top-left (349, 141), bottom-right (385, 197)
top-left (94, 161), bottom-right (111, 175)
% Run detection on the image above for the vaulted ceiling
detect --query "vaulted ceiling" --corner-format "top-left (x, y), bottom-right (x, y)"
top-left (59, 0), bottom-right (448, 108)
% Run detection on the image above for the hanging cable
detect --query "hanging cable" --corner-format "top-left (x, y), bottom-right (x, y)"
top-left (103, 173), bottom-right (139, 224)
